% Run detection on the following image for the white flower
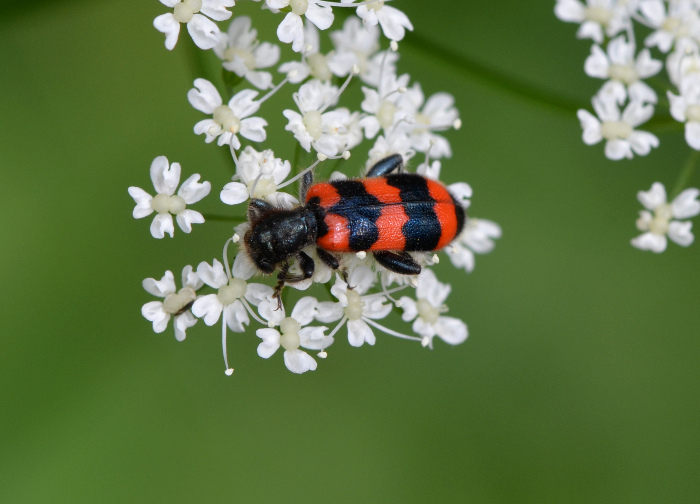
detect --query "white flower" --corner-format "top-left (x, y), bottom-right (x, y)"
top-left (365, 132), bottom-right (414, 170)
top-left (327, 16), bottom-right (395, 86)
top-left (220, 146), bottom-right (297, 207)
top-left (360, 71), bottom-right (412, 138)
top-left (584, 35), bottom-right (662, 103)
top-left (448, 218), bottom-right (502, 273)
top-left (154, 0), bottom-right (235, 50)
top-left (354, 0), bottom-right (413, 41)
top-left (283, 79), bottom-right (360, 156)
top-left (214, 16), bottom-right (280, 90)
top-left (668, 74), bottom-right (700, 149)
top-left (631, 182), bottom-right (700, 252)
top-left (188, 78), bottom-right (268, 149)
top-left (315, 267), bottom-right (393, 347)
top-left (266, 0), bottom-right (334, 52)
top-left (128, 156), bottom-right (211, 238)
top-left (398, 269), bottom-right (467, 348)
top-left (554, 0), bottom-right (633, 44)
top-left (256, 296), bottom-right (333, 374)
top-left (665, 39), bottom-right (700, 86)
top-left (142, 266), bottom-right (204, 341)
top-left (577, 91), bottom-right (658, 160)
top-left (277, 21), bottom-right (333, 83)
top-left (191, 255), bottom-right (272, 332)
top-left (398, 83), bottom-right (459, 158)
top-left (638, 0), bottom-right (700, 53)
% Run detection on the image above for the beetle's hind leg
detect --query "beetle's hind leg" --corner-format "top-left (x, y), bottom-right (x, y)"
top-left (373, 251), bottom-right (421, 276)
top-left (366, 153), bottom-right (404, 177)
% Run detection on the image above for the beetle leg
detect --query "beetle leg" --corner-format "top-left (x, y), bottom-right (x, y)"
top-left (366, 154), bottom-right (404, 177)
top-left (316, 248), bottom-right (339, 270)
top-left (372, 251), bottom-right (421, 275)
top-left (273, 262), bottom-right (291, 310)
top-left (316, 248), bottom-right (350, 286)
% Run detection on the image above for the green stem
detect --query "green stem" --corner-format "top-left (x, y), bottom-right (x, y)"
top-left (202, 213), bottom-right (247, 224)
top-left (402, 33), bottom-right (587, 115)
top-left (671, 150), bottom-right (700, 199)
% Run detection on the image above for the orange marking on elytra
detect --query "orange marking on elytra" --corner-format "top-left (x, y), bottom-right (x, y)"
top-left (318, 213), bottom-right (350, 251)
top-left (362, 178), bottom-right (403, 204)
top-left (306, 183), bottom-right (341, 208)
top-left (370, 205), bottom-right (410, 250)
top-left (427, 180), bottom-right (459, 250)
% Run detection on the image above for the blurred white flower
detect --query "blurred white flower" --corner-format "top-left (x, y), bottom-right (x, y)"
top-left (631, 182), bottom-right (700, 252)
top-left (577, 90), bottom-right (658, 159)
top-left (638, 0), bottom-right (700, 53)
top-left (554, 0), bottom-right (633, 44)
top-left (668, 74), bottom-right (700, 149)
top-left (354, 0), bottom-right (413, 41)
top-left (584, 35), bottom-right (662, 103)
top-left (448, 218), bottom-right (502, 273)
top-left (128, 156), bottom-right (210, 238)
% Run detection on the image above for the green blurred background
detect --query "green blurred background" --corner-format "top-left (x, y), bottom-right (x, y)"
top-left (1, 1), bottom-right (699, 502)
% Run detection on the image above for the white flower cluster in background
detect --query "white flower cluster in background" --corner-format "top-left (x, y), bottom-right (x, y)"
top-left (556, 0), bottom-right (700, 252)
top-left (133, 1), bottom-right (503, 375)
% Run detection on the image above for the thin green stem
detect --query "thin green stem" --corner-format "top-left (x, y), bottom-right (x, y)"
top-left (671, 150), bottom-right (700, 199)
top-left (402, 33), bottom-right (587, 115)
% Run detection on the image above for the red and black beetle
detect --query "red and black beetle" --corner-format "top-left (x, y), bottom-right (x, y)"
top-left (242, 154), bottom-right (466, 298)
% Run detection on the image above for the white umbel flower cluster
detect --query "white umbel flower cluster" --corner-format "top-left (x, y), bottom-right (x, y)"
top-left (556, 0), bottom-right (700, 253)
top-left (134, 0), bottom-right (503, 375)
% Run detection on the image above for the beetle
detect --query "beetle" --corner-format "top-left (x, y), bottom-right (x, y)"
top-left (241, 154), bottom-right (466, 301)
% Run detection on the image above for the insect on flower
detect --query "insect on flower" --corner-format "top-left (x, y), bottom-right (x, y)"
top-left (239, 154), bottom-right (467, 304)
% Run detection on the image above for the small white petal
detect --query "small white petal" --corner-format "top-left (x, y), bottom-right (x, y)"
top-left (142, 301), bottom-right (170, 333)
top-left (315, 301), bottom-right (344, 323)
top-left (220, 182), bottom-right (250, 205)
top-left (434, 316), bottom-right (468, 345)
top-left (188, 79), bottom-right (223, 114)
top-left (291, 296), bottom-right (318, 325)
top-left (631, 231), bottom-right (667, 253)
top-left (174, 311), bottom-right (197, 341)
top-left (176, 209), bottom-right (205, 233)
top-left (284, 349), bottom-right (317, 373)
top-left (672, 188), bottom-right (700, 219)
top-left (668, 220), bottom-right (694, 246)
top-left (347, 318), bottom-right (375, 347)
top-left (638, 182), bottom-right (667, 210)
top-left (187, 14), bottom-right (220, 50)
top-left (153, 13), bottom-right (180, 50)
top-left (178, 174), bottom-right (211, 204)
top-left (128, 187), bottom-right (154, 219)
top-left (150, 213), bottom-right (175, 239)
top-left (150, 156), bottom-right (180, 195)
top-left (142, 270), bottom-right (176, 297)
top-left (192, 294), bottom-right (223, 325)
top-left (685, 122), bottom-right (700, 150)
top-left (257, 328), bottom-right (281, 358)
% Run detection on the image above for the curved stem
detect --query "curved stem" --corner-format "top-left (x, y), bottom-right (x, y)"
top-left (402, 33), bottom-right (586, 115)
top-left (671, 150), bottom-right (700, 199)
